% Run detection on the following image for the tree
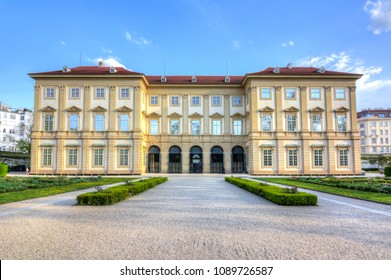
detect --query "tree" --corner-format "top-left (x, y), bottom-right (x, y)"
top-left (378, 154), bottom-right (391, 167)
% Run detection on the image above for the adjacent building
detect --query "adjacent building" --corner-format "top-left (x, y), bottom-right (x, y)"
top-left (358, 108), bottom-right (391, 154)
top-left (29, 64), bottom-right (362, 175)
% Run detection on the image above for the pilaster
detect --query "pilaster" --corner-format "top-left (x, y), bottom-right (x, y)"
top-left (300, 86), bottom-right (308, 132)
top-left (109, 85), bottom-right (116, 131)
top-left (56, 138), bottom-right (64, 174)
top-left (203, 95), bottom-right (210, 134)
top-left (275, 86), bottom-right (283, 132)
top-left (327, 140), bottom-right (336, 174)
top-left (182, 94), bottom-right (189, 134)
top-left (249, 86), bottom-right (258, 132)
top-left (224, 95), bottom-right (230, 134)
top-left (325, 86), bottom-right (334, 133)
top-left (33, 85), bottom-right (41, 132)
top-left (83, 85), bottom-right (91, 131)
top-left (30, 138), bottom-right (39, 174)
top-left (162, 94), bottom-right (168, 134)
top-left (82, 138), bottom-right (90, 174)
top-left (58, 85), bottom-right (66, 131)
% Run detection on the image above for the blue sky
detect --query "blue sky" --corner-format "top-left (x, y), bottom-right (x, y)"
top-left (0, 0), bottom-right (390, 111)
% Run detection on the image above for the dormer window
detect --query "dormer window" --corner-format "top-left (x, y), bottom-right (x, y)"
top-left (191, 76), bottom-right (197, 83)
top-left (109, 66), bottom-right (117, 73)
top-left (161, 76), bottom-right (167, 82)
top-left (224, 76), bottom-right (230, 83)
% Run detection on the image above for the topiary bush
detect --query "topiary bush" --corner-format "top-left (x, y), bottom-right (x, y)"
top-left (0, 163), bottom-right (8, 177)
top-left (384, 167), bottom-right (391, 177)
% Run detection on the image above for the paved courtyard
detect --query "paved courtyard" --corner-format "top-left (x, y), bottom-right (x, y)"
top-left (0, 175), bottom-right (390, 260)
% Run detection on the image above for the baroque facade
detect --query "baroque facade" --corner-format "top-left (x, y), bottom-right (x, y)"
top-left (29, 64), bottom-right (362, 175)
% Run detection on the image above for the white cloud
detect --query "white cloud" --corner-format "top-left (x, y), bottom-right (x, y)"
top-left (124, 31), bottom-right (152, 47)
top-left (60, 41), bottom-right (67, 46)
top-left (233, 40), bottom-right (242, 49)
top-left (282, 41), bottom-right (294, 47)
top-left (296, 52), bottom-right (391, 110)
top-left (124, 31), bottom-right (132, 41)
top-left (87, 56), bottom-right (127, 69)
top-left (364, 0), bottom-right (391, 34)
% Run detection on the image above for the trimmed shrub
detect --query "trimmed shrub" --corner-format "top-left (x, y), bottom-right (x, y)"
top-left (225, 177), bottom-right (317, 206)
top-left (0, 163), bottom-right (8, 177)
top-left (384, 167), bottom-right (391, 177)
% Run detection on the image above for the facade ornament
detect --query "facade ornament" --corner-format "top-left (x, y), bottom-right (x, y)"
top-left (109, 85), bottom-right (116, 90)
top-left (349, 86), bottom-right (356, 92)
top-left (275, 86), bottom-right (281, 90)
top-left (59, 85), bottom-right (66, 89)
top-left (162, 94), bottom-right (167, 99)
top-left (34, 84), bottom-right (41, 90)
top-left (203, 95), bottom-right (209, 99)
top-left (300, 86), bottom-right (307, 91)
top-left (84, 85), bottom-right (91, 90)
top-left (325, 86), bottom-right (331, 91)
top-left (183, 94), bottom-right (188, 99)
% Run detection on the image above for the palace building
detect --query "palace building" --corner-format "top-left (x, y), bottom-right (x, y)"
top-left (29, 64), bottom-right (362, 175)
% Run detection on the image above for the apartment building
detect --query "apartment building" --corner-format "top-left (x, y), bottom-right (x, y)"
top-left (28, 64), bottom-right (362, 175)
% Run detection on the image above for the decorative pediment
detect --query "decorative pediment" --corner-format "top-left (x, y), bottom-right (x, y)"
top-left (146, 112), bottom-right (161, 118)
top-left (66, 106), bottom-right (82, 112)
top-left (116, 144), bottom-right (131, 147)
top-left (284, 106), bottom-right (300, 112)
top-left (40, 106), bottom-right (56, 112)
top-left (189, 112), bottom-right (203, 118)
top-left (168, 112), bottom-right (182, 118)
top-left (309, 106), bottom-right (325, 112)
top-left (285, 144), bottom-right (301, 148)
top-left (334, 106), bottom-right (350, 112)
top-left (231, 112), bottom-right (245, 118)
top-left (116, 106), bottom-right (132, 112)
top-left (91, 106), bottom-right (107, 112)
top-left (209, 112), bottom-right (224, 118)
top-left (259, 106), bottom-right (275, 112)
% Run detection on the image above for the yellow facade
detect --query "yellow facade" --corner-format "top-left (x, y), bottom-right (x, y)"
top-left (29, 65), bottom-right (362, 175)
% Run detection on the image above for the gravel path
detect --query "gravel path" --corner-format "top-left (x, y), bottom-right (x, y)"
top-left (0, 175), bottom-right (390, 260)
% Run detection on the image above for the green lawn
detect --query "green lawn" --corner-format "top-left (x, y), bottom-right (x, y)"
top-left (255, 178), bottom-right (391, 205)
top-left (0, 177), bottom-right (133, 204)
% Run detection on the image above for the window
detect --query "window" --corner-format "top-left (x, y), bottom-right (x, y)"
top-left (233, 120), bottom-right (242, 135)
top-left (68, 149), bottom-right (78, 166)
top-left (380, 122), bottom-right (383, 127)
top-left (387, 130), bottom-right (389, 135)
top-left (192, 96), bottom-right (200, 106)
top-left (381, 138), bottom-right (384, 144)
top-left (312, 114), bottom-right (322, 132)
top-left (43, 148), bottom-right (52, 166)
top-left (360, 123), bottom-right (364, 128)
top-left (379, 113), bottom-right (385, 118)
top-left (150, 96), bottom-right (158, 105)
top-left (95, 114), bottom-right (104, 131)
top-left (121, 88), bottom-right (129, 98)
top-left (361, 147), bottom-right (366, 153)
top-left (69, 114), bottom-right (79, 131)
top-left (94, 149), bottom-right (103, 166)
top-left (171, 96), bottom-right (179, 106)
top-left (311, 88), bottom-right (321, 99)
top-left (191, 120), bottom-right (200, 135)
top-left (386, 138), bottom-right (389, 144)
top-left (371, 122), bottom-right (376, 127)
top-left (337, 114), bottom-right (347, 132)
top-left (381, 130), bottom-right (383, 135)
top-left (314, 149), bottom-right (323, 166)
top-left (119, 114), bottom-right (129, 131)
top-left (360, 131), bottom-right (365, 136)
top-left (46, 88), bottom-right (54, 98)
top-left (361, 139), bottom-right (365, 145)
top-left (233, 96), bottom-right (242, 106)
top-left (71, 88), bottom-right (80, 98)
top-left (335, 88), bottom-right (345, 99)
top-left (261, 88), bottom-right (271, 99)
top-left (10, 114), bottom-right (16, 120)
top-left (371, 130), bottom-right (376, 135)
top-left (20, 115), bottom-right (25, 121)
top-left (96, 88), bottom-right (105, 98)
top-left (263, 149), bottom-right (272, 166)
top-left (372, 147), bottom-right (377, 153)
top-left (372, 138), bottom-right (377, 144)
top-left (339, 149), bottom-right (348, 166)
top-left (150, 120), bottom-right (159, 135)
top-left (262, 115), bottom-right (272, 132)
top-left (170, 120), bottom-right (180, 135)
top-left (285, 88), bottom-right (295, 99)
top-left (44, 114), bottom-right (54, 131)
top-left (212, 96), bottom-right (221, 106)
top-left (212, 120), bottom-right (221, 135)
top-left (287, 115), bottom-right (297, 132)
top-left (288, 149), bottom-right (298, 167)
top-left (119, 149), bottom-right (129, 166)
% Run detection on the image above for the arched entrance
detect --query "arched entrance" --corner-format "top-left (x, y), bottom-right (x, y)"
top-left (232, 146), bottom-right (245, 173)
top-left (169, 146), bottom-right (182, 173)
top-left (190, 146), bottom-right (202, 173)
top-left (148, 146), bottom-right (160, 173)
top-left (210, 146), bottom-right (224, 173)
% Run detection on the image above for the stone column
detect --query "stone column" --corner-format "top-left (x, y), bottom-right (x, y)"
top-left (30, 138), bottom-right (39, 174)
top-left (107, 85), bottom-right (117, 174)
top-left (224, 95), bottom-right (230, 134)
top-left (203, 95), bottom-right (210, 134)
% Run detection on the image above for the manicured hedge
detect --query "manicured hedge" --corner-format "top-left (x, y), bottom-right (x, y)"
top-left (0, 163), bottom-right (8, 177)
top-left (76, 177), bottom-right (168, 206)
top-left (225, 177), bottom-right (317, 206)
top-left (385, 167), bottom-right (391, 177)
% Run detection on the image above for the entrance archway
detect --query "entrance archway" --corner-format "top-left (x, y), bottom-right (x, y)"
top-left (190, 146), bottom-right (203, 173)
top-left (232, 146), bottom-right (245, 173)
top-left (148, 146), bottom-right (160, 173)
top-left (169, 146), bottom-right (182, 173)
top-left (210, 146), bottom-right (224, 173)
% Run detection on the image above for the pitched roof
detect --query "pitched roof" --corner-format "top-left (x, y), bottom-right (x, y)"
top-left (146, 75), bottom-right (244, 85)
top-left (247, 67), bottom-right (361, 77)
top-left (29, 66), bottom-right (143, 76)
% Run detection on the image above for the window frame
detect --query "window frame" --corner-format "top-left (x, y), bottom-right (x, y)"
top-left (70, 87), bottom-right (80, 99)
top-left (335, 88), bottom-right (346, 100)
top-left (212, 119), bottom-right (222, 135)
top-left (149, 119), bottom-right (159, 135)
top-left (310, 88), bottom-right (321, 100)
top-left (69, 113), bottom-right (79, 131)
top-left (285, 88), bottom-right (296, 100)
top-left (67, 148), bottom-right (79, 167)
top-left (211, 96), bottom-right (221, 107)
top-left (150, 95), bottom-right (159, 106)
top-left (191, 119), bottom-right (201, 135)
top-left (261, 88), bottom-right (272, 100)
top-left (337, 113), bottom-right (347, 132)
top-left (45, 87), bottom-right (55, 99)
top-left (95, 87), bottom-right (105, 99)
top-left (191, 96), bottom-right (201, 106)
top-left (233, 119), bottom-right (242, 135)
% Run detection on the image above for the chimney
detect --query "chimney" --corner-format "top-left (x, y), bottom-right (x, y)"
top-left (98, 61), bottom-right (104, 68)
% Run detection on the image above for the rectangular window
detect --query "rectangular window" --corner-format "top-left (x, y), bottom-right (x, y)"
top-left (233, 120), bottom-right (242, 135)
top-left (371, 129), bottom-right (376, 135)
top-left (119, 149), bottom-right (129, 166)
top-left (150, 120), bottom-right (159, 135)
top-left (212, 96), bottom-right (221, 106)
top-left (191, 120), bottom-right (200, 135)
top-left (386, 138), bottom-right (389, 144)
top-left (44, 114), bottom-right (54, 131)
top-left (312, 114), bottom-right (322, 132)
top-left (43, 148), bottom-right (52, 166)
top-left (68, 149), bottom-right (78, 166)
top-left (263, 149), bottom-right (272, 166)
top-left (381, 138), bottom-right (384, 144)
top-left (360, 131), bottom-right (365, 136)
top-left (212, 120), bottom-right (221, 135)
top-left (360, 123), bottom-right (364, 128)
top-left (372, 147), bottom-right (377, 153)
top-left (10, 114), bottom-right (16, 120)
top-left (379, 113), bottom-right (385, 118)
top-left (71, 88), bottom-right (80, 98)
top-left (314, 149), bottom-right (323, 166)
top-left (288, 149), bottom-right (298, 167)
top-left (120, 114), bottom-right (129, 131)
top-left (121, 88), bottom-right (129, 98)
top-left (381, 130), bottom-right (383, 135)
top-left (361, 139), bottom-right (365, 145)
top-left (170, 120), bottom-right (180, 135)
top-left (285, 88), bottom-right (295, 99)
top-left (335, 88), bottom-right (345, 99)
top-left (96, 88), bottom-right (105, 98)
top-left (233, 96), bottom-right (242, 106)
top-left (311, 88), bottom-right (321, 99)
top-left (339, 149), bottom-right (348, 166)
top-left (46, 88), bottom-right (54, 98)
top-left (171, 96), bottom-right (179, 106)
top-left (261, 88), bottom-right (271, 99)
top-left (94, 149), bottom-right (103, 166)
top-left (69, 114), bottom-right (79, 131)
top-left (192, 96), bottom-right (200, 106)
top-left (20, 115), bottom-right (25, 121)
top-left (150, 96), bottom-right (158, 105)
top-left (372, 138), bottom-right (377, 144)
top-left (337, 115), bottom-right (347, 132)
top-left (95, 114), bottom-right (104, 131)
top-left (371, 122), bottom-right (376, 127)
top-left (287, 115), bottom-right (297, 132)
top-left (262, 115), bottom-right (272, 132)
